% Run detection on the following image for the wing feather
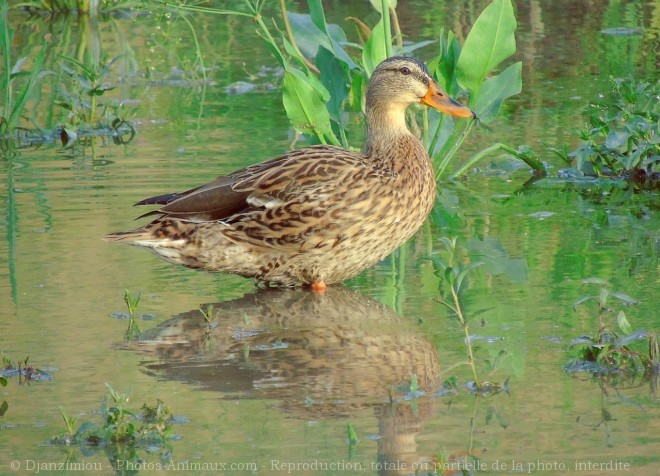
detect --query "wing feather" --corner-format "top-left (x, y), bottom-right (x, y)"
top-left (134, 145), bottom-right (373, 251)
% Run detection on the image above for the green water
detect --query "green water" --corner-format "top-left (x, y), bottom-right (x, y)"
top-left (1, 1), bottom-right (658, 475)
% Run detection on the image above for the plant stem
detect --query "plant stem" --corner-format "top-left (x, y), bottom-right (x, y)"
top-left (157, 1), bottom-right (253, 17)
top-left (179, 12), bottom-right (208, 85)
top-left (435, 120), bottom-right (474, 179)
top-left (427, 114), bottom-right (446, 157)
top-left (450, 282), bottom-right (480, 387)
top-left (1, 2), bottom-right (11, 124)
top-left (390, 7), bottom-right (402, 48)
top-left (279, 0), bottom-right (319, 73)
top-left (448, 142), bottom-right (547, 179)
top-left (380, 0), bottom-right (393, 58)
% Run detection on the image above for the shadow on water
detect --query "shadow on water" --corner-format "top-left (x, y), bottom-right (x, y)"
top-left (119, 287), bottom-right (446, 473)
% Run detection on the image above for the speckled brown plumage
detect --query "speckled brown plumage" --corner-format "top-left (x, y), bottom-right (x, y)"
top-left (105, 57), bottom-right (475, 287)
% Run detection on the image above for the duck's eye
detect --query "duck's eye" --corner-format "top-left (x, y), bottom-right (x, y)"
top-left (399, 66), bottom-right (411, 75)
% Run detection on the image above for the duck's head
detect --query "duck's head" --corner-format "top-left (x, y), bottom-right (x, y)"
top-left (366, 56), bottom-right (475, 120)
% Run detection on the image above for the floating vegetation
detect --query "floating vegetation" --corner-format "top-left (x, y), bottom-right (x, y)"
top-left (555, 77), bottom-right (659, 188)
top-left (0, 353), bottom-right (56, 417)
top-left (51, 384), bottom-right (182, 466)
top-left (1, 354), bottom-right (54, 382)
top-left (567, 282), bottom-right (659, 380)
top-left (0, 3), bottom-right (137, 150)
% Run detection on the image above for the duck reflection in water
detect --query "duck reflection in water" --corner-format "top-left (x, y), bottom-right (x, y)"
top-left (119, 287), bottom-right (444, 475)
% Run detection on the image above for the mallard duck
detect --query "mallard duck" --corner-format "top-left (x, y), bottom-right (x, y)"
top-left (106, 56), bottom-right (475, 290)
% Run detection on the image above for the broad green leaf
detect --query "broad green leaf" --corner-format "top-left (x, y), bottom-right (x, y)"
top-left (288, 12), bottom-right (356, 69)
top-left (288, 13), bottom-right (327, 59)
top-left (348, 71), bottom-right (366, 112)
top-left (258, 29), bottom-right (287, 68)
top-left (395, 40), bottom-right (436, 57)
top-left (472, 61), bottom-right (522, 123)
top-left (315, 47), bottom-right (349, 146)
top-left (605, 130), bottom-right (631, 149)
top-left (281, 36), bottom-right (313, 72)
top-left (283, 55), bottom-right (330, 101)
top-left (307, 0), bottom-right (327, 32)
top-left (362, 18), bottom-right (387, 76)
top-left (428, 29), bottom-right (461, 95)
top-left (316, 47), bottom-right (348, 122)
top-left (457, 0), bottom-right (517, 96)
top-left (282, 70), bottom-right (335, 143)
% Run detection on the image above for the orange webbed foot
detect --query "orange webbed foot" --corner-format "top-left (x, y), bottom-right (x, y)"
top-left (310, 281), bottom-right (327, 294)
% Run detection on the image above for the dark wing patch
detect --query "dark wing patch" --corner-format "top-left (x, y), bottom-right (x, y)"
top-left (152, 176), bottom-right (250, 221)
top-left (135, 192), bottom-right (185, 206)
top-left (133, 144), bottom-right (368, 223)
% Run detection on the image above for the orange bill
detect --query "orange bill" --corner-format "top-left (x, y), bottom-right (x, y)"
top-left (421, 81), bottom-right (476, 119)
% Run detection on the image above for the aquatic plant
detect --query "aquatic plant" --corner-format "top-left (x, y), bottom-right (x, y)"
top-left (568, 281), bottom-right (658, 377)
top-left (122, 290), bottom-right (143, 340)
top-left (123, 289), bottom-right (141, 318)
top-left (0, 2), bottom-right (50, 138)
top-left (1, 354), bottom-right (52, 383)
top-left (1, 353), bottom-right (55, 416)
top-left (52, 384), bottom-right (178, 463)
top-left (347, 422), bottom-right (358, 459)
top-left (558, 77), bottom-right (659, 185)
top-left (0, 376), bottom-right (7, 417)
top-left (57, 54), bottom-right (136, 146)
top-left (425, 237), bottom-right (509, 395)
top-left (1, 4), bottom-right (136, 148)
top-left (156, 0), bottom-right (543, 179)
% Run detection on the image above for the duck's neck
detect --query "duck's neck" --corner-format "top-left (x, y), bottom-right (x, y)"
top-left (365, 103), bottom-right (429, 170)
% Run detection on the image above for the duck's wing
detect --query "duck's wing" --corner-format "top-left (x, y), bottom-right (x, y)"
top-left (134, 174), bottom-right (252, 222)
top-left (135, 144), bottom-right (366, 223)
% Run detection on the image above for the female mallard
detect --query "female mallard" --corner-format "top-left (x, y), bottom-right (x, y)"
top-left (106, 56), bottom-right (475, 290)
